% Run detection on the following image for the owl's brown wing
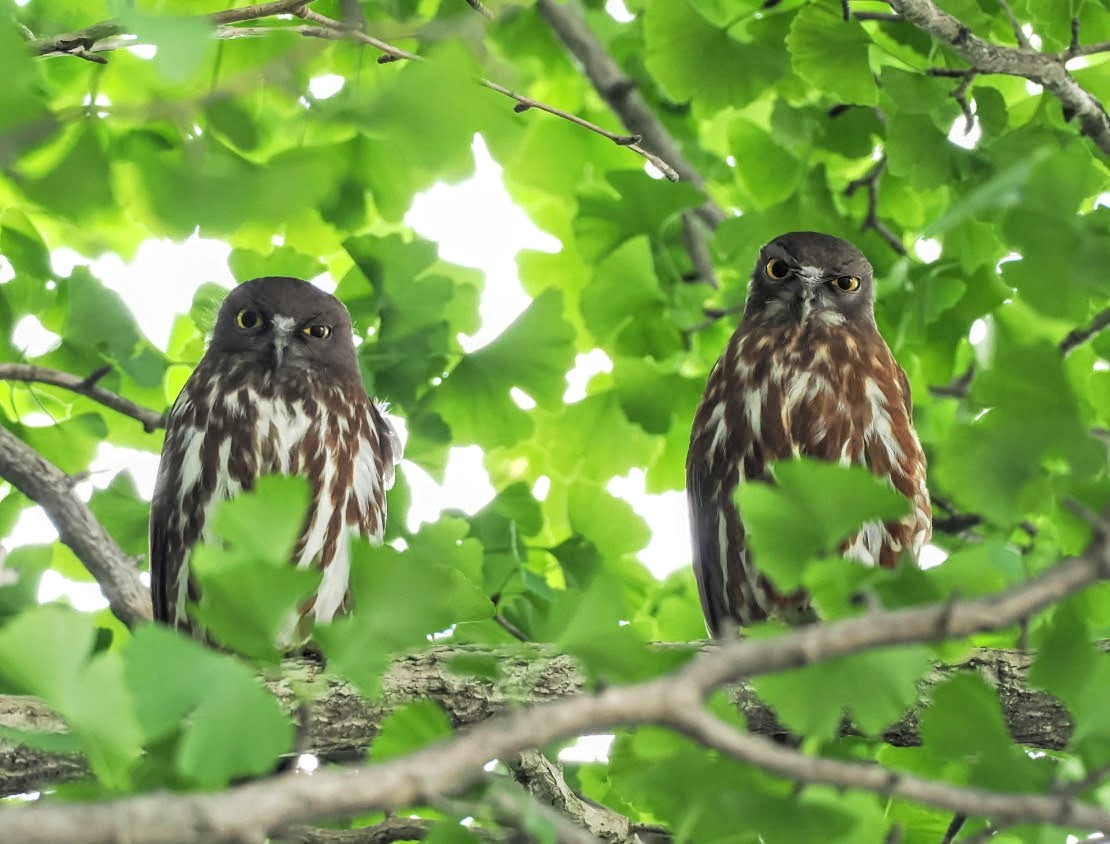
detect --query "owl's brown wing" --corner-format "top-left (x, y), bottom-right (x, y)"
top-left (149, 473), bottom-right (185, 625)
top-left (148, 407), bottom-right (196, 628)
top-left (685, 457), bottom-right (734, 638)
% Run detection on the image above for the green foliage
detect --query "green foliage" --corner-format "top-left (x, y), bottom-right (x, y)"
top-left (0, 0), bottom-right (1108, 839)
top-left (735, 458), bottom-right (910, 592)
top-left (190, 476), bottom-right (319, 660)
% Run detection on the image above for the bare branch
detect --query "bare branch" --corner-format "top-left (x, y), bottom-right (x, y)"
top-left (0, 364), bottom-right (165, 432)
top-left (1060, 305), bottom-right (1110, 354)
top-left (886, 0), bottom-right (1110, 156)
top-left (293, 7), bottom-right (421, 61)
top-left (927, 68), bottom-right (978, 133)
top-left (1, 544), bottom-right (1105, 842)
top-left (461, 0), bottom-right (494, 21)
top-left (0, 428), bottom-right (151, 627)
top-left (508, 750), bottom-right (647, 841)
top-left (932, 304), bottom-right (1110, 400)
top-left (29, 1), bottom-right (314, 58)
top-left (291, 7), bottom-right (676, 176)
top-left (276, 817), bottom-right (436, 843)
top-left (853, 12), bottom-right (905, 22)
top-left (534, 0), bottom-right (725, 229)
top-left (210, 0), bottom-right (314, 25)
top-left (994, 0), bottom-right (1031, 49)
top-left (477, 78), bottom-right (679, 181)
top-left (843, 157), bottom-right (906, 255)
top-left (1055, 19), bottom-right (1110, 63)
top-left (1, 640), bottom-right (1084, 796)
top-left (493, 613), bottom-right (529, 642)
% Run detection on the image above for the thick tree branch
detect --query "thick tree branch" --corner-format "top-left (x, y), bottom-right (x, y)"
top-left (2, 541), bottom-right (1106, 842)
top-left (0, 641), bottom-right (1082, 797)
top-left (0, 364), bottom-right (165, 432)
top-left (0, 427), bottom-right (151, 627)
top-left (886, 0), bottom-right (1110, 156)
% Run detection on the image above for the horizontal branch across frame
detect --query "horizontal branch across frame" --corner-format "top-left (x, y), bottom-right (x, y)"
top-left (1, 537), bottom-right (1106, 843)
top-left (0, 640), bottom-right (1083, 797)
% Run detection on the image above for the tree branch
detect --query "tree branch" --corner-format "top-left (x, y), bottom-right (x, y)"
top-left (844, 156), bottom-right (906, 255)
top-left (533, 0), bottom-right (725, 230)
top-left (0, 427), bottom-right (151, 628)
top-left (931, 304), bottom-right (1110, 401)
top-left (886, 0), bottom-right (1110, 156)
top-left (0, 640), bottom-right (1083, 797)
top-left (477, 79), bottom-right (679, 181)
top-left (460, 0), bottom-right (494, 21)
top-left (25, 0), bottom-right (680, 179)
top-left (0, 364), bottom-right (165, 432)
top-left (2, 539), bottom-right (1105, 842)
top-left (1060, 305), bottom-right (1110, 355)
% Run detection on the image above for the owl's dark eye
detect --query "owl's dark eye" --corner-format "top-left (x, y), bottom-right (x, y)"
top-left (765, 259), bottom-right (790, 280)
top-left (236, 309), bottom-right (260, 330)
top-left (833, 275), bottom-right (861, 292)
top-left (303, 325), bottom-right (332, 339)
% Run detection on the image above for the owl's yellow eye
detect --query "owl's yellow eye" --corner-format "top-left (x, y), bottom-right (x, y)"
top-left (833, 275), bottom-right (861, 292)
top-left (236, 309), bottom-right (260, 329)
top-left (765, 259), bottom-right (790, 280)
top-left (303, 325), bottom-right (332, 339)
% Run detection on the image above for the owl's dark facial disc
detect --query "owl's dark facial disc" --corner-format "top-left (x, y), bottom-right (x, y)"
top-left (209, 277), bottom-right (360, 381)
top-left (744, 231), bottom-right (876, 327)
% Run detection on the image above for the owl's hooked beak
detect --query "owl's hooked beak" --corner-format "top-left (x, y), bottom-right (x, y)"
top-left (797, 269), bottom-right (824, 320)
top-left (271, 315), bottom-right (296, 370)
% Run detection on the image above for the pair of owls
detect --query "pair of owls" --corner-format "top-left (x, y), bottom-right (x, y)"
top-left (150, 232), bottom-right (929, 638)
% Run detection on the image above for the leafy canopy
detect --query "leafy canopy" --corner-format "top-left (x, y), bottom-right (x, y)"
top-left (0, 0), bottom-right (1107, 839)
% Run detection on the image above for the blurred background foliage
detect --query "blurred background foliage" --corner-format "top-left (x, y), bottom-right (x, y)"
top-left (0, 0), bottom-right (1108, 840)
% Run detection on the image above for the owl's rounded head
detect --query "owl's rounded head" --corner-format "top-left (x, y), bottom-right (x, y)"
top-left (744, 231), bottom-right (876, 326)
top-left (209, 277), bottom-right (360, 379)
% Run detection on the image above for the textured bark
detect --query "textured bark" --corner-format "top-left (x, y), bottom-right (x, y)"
top-left (0, 642), bottom-right (1077, 797)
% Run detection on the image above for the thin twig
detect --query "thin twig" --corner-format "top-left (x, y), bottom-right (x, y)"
top-left (995, 0), bottom-right (1031, 49)
top-left (940, 814), bottom-right (967, 844)
top-left (534, 0), bottom-right (724, 225)
top-left (293, 7), bottom-right (422, 61)
top-left (210, 0), bottom-right (314, 25)
top-left (494, 614), bottom-right (529, 642)
top-left (462, 0), bottom-right (494, 20)
top-left (292, 6), bottom-right (677, 176)
top-left (1060, 306), bottom-right (1110, 354)
top-left (1056, 19), bottom-right (1110, 62)
top-left (854, 12), bottom-right (905, 22)
top-left (0, 364), bottom-right (166, 432)
top-left (843, 157), bottom-right (906, 256)
top-left (478, 79), bottom-right (679, 180)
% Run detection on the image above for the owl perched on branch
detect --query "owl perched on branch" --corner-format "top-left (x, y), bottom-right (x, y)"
top-left (149, 277), bottom-right (402, 638)
top-left (686, 232), bottom-right (931, 637)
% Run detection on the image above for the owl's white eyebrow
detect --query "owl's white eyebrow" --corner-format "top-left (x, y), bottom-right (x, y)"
top-left (272, 315), bottom-right (297, 333)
